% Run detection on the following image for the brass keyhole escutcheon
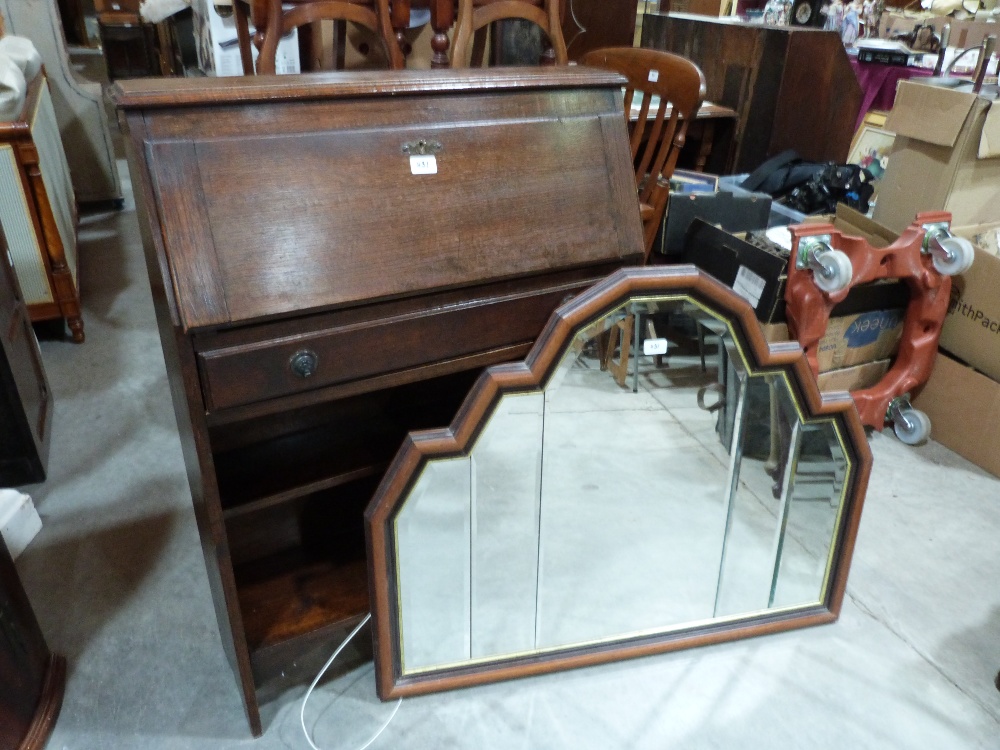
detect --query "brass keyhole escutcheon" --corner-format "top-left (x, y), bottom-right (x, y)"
top-left (289, 349), bottom-right (318, 378)
top-left (401, 139), bottom-right (443, 156)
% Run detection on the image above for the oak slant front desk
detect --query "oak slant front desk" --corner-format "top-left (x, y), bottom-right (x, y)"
top-left (112, 68), bottom-right (644, 735)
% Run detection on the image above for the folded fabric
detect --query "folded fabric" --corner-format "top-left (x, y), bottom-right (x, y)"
top-left (0, 53), bottom-right (26, 122)
top-left (0, 36), bottom-right (42, 82)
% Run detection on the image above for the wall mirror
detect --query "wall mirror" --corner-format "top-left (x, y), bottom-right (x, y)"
top-left (365, 267), bottom-right (872, 699)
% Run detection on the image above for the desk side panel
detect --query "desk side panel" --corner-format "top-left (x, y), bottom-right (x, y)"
top-left (122, 110), bottom-right (263, 736)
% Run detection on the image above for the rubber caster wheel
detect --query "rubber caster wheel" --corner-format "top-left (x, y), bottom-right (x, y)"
top-left (893, 407), bottom-right (931, 446)
top-left (932, 236), bottom-right (975, 276)
top-left (813, 249), bottom-right (853, 294)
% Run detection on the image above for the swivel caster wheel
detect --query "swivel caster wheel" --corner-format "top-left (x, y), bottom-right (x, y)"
top-left (930, 235), bottom-right (975, 276)
top-left (811, 249), bottom-right (853, 294)
top-left (889, 399), bottom-right (931, 446)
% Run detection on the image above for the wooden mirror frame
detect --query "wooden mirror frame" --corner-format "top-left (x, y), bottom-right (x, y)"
top-left (365, 265), bottom-right (873, 701)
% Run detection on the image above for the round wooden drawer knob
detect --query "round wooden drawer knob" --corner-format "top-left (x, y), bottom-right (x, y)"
top-left (289, 349), bottom-right (318, 378)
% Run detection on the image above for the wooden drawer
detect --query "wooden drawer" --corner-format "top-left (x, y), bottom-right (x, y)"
top-left (196, 273), bottom-right (600, 412)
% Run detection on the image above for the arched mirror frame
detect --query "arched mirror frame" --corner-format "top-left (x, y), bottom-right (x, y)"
top-left (365, 265), bottom-right (873, 701)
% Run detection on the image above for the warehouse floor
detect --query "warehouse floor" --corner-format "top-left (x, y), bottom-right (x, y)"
top-left (11, 155), bottom-right (1000, 749)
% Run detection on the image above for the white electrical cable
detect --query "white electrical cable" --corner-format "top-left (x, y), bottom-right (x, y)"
top-left (565, 0), bottom-right (588, 49)
top-left (300, 613), bottom-right (402, 750)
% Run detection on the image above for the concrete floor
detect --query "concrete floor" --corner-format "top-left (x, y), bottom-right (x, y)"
top-left (13, 160), bottom-right (1000, 749)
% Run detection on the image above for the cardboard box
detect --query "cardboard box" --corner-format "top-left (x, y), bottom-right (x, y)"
top-left (192, 0), bottom-right (300, 76)
top-left (762, 310), bottom-right (903, 372)
top-left (913, 353), bottom-right (1000, 478)
top-left (657, 189), bottom-right (771, 256)
top-left (803, 204), bottom-right (900, 248)
top-left (874, 80), bottom-right (1000, 233)
top-left (938, 245), bottom-right (1000, 382)
top-left (954, 221), bottom-right (1000, 256)
top-left (817, 358), bottom-right (891, 392)
top-left (815, 310), bottom-right (903, 371)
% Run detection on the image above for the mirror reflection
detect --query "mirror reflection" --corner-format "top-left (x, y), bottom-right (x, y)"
top-left (393, 297), bottom-right (850, 674)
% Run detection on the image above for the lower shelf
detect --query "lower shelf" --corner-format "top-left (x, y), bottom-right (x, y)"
top-left (236, 555), bottom-right (371, 656)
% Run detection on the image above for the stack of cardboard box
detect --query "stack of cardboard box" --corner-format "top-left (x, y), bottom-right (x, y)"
top-left (869, 78), bottom-right (1000, 476)
top-left (875, 80), bottom-right (1000, 235)
top-left (914, 229), bottom-right (1000, 477)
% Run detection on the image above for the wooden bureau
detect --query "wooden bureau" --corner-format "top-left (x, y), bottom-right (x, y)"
top-left (112, 68), bottom-right (644, 735)
top-left (641, 13), bottom-right (862, 174)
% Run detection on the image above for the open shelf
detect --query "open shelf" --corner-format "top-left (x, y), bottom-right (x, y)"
top-left (236, 553), bottom-right (371, 654)
top-left (212, 369), bottom-right (481, 513)
top-left (228, 470), bottom-right (374, 674)
top-left (214, 416), bottom-right (398, 514)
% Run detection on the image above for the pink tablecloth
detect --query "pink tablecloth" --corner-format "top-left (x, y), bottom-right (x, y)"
top-left (850, 59), bottom-right (935, 130)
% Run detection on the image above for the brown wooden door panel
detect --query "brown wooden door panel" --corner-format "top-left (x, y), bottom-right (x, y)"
top-left (153, 117), bottom-right (628, 328)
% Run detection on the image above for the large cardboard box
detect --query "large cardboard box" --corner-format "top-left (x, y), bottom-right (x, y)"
top-left (192, 0), bottom-right (300, 76)
top-left (817, 359), bottom-right (891, 392)
top-left (763, 312), bottom-right (903, 372)
top-left (938, 245), bottom-right (1000, 383)
top-left (913, 353), bottom-right (1000, 478)
top-left (874, 80), bottom-right (1000, 233)
top-left (954, 221), bottom-right (1000, 256)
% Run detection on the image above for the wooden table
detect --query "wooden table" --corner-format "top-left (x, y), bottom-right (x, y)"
top-left (629, 97), bottom-right (737, 173)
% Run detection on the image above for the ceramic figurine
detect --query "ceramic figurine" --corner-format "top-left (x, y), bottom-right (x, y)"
top-left (842, 0), bottom-right (860, 44)
top-left (824, 0), bottom-right (845, 33)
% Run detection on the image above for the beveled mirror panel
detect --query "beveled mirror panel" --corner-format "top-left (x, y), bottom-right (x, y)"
top-left (366, 267), bottom-right (871, 699)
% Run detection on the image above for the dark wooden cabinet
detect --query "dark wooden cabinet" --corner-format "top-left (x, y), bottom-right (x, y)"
top-left (561, 0), bottom-right (641, 61)
top-left (0, 536), bottom-right (65, 750)
top-left (0, 226), bottom-right (52, 487)
top-left (112, 68), bottom-right (644, 735)
top-left (641, 13), bottom-right (862, 173)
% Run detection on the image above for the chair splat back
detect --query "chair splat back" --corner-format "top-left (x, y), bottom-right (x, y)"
top-left (582, 47), bottom-right (706, 262)
top-left (451, 0), bottom-right (567, 67)
top-left (236, 0), bottom-right (404, 74)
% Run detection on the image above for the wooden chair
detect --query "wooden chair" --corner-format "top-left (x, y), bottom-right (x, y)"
top-left (233, 0), bottom-right (404, 74)
top-left (581, 47), bottom-right (706, 262)
top-left (451, 0), bottom-right (566, 67)
top-left (584, 48), bottom-right (705, 387)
